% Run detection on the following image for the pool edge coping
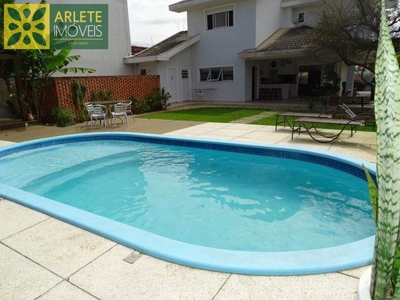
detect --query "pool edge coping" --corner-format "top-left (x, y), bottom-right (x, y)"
top-left (0, 132), bottom-right (376, 276)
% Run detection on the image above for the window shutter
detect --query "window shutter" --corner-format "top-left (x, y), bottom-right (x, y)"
top-left (207, 14), bottom-right (213, 30)
top-left (229, 10), bottom-right (233, 27)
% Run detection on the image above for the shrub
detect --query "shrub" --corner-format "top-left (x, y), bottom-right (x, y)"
top-left (130, 88), bottom-right (171, 114)
top-left (145, 87), bottom-right (171, 112)
top-left (91, 89), bottom-right (114, 102)
top-left (77, 112), bottom-right (87, 123)
top-left (52, 107), bottom-right (75, 127)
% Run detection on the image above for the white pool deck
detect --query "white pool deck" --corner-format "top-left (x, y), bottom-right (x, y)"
top-left (0, 122), bottom-right (377, 300)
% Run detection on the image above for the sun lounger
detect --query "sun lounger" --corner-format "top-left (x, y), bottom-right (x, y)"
top-left (291, 115), bottom-right (369, 143)
top-left (275, 112), bottom-right (333, 131)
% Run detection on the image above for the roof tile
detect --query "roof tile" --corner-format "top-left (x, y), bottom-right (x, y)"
top-left (242, 26), bottom-right (316, 53)
top-left (133, 31), bottom-right (189, 57)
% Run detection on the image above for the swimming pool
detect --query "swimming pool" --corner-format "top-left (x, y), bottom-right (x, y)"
top-left (0, 133), bottom-right (376, 275)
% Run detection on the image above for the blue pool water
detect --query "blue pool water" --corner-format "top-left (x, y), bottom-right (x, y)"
top-left (0, 133), bottom-right (376, 275)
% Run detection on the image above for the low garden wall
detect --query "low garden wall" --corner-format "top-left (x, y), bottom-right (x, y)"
top-left (43, 75), bottom-right (160, 122)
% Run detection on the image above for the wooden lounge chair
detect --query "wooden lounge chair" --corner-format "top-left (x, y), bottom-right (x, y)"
top-left (291, 115), bottom-right (370, 143)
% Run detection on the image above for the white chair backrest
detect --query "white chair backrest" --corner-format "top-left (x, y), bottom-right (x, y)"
top-left (85, 103), bottom-right (93, 113)
top-left (92, 105), bottom-right (106, 115)
top-left (123, 101), bottom-right (132, 114)
top-left (340, 104), bottom-right (357, 119)
top-left (114, 103), bottom-right (127, 114)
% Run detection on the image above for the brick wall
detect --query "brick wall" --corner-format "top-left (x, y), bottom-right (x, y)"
top-left (43, 75), bottom-right (159, 122)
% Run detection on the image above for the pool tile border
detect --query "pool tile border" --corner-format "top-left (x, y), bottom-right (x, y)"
top-left (0, 133), bottom-right (376, 276)
top-left (0, 133), bottom-right (376, 182)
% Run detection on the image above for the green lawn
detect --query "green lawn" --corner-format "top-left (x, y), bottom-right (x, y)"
top-left (139, 107), bottom-right (265, 123)
top-left (138, 107), bottom-right (376, 132)
top-left (251, 115), bottom-right (376, 132)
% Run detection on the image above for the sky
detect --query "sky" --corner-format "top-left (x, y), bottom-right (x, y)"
top-left (127, 0), bottom-right (188, 47)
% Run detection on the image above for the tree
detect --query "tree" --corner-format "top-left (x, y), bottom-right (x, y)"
top-left (0, 0), bottom-right (26, 119)
top-left (313, 0), bottom-right (400, 77)
top-left (19, 43), bottom-right (95, 121)
top-left (1, 0), bottom-right (95, 121)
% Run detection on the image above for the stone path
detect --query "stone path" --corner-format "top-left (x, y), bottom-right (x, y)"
top-left (230, 111), bottom-right (278, 124)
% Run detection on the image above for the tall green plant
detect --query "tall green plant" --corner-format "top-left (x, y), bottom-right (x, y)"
top-left (369, 0), bottom-right (400, 298)
top-left (72, 80), bottom-right (87, 122)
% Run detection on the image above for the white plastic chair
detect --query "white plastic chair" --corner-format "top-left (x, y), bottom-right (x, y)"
top-left (111, 102), bottom-right (128, 127)
top-left (123, 100), bottom-right (133, 117)
top-left (85, 103), bottom-right (93, 126)
top-left (89, 104), bottom-right (108, 129)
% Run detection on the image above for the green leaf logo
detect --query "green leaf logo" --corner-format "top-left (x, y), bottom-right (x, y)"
top-left (23, 35), bottom-right (31, 45)
top-left (7, 32), bottom-right (21, 46)
top-left (7, 7), bottom-right (21, 21)
top-left (4, 4), bottom-right (50, 50)
top-left (8, 23), bottom-right (19, 30)
top-left (33, 32), bottom-right (47, 46)
top-left (23, 8), bottom-right (30, 19)
top-left (33, 7), bottom-right (46, 22)
top-left (35, 23), bottom-right (45, 31)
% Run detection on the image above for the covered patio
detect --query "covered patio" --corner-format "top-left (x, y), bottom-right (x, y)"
top-left (239, 26), bottom-right (356, 103)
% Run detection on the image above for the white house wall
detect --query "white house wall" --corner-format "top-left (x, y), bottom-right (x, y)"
top-left (281, 3), bottom-right (323, 28)
top-left (255, 0), bottom-right (281, 47)
top-left (134, 62), bottom-right (158, 76)
top-left (16, 0), bottom-right (133, 76)
top-left (187, 0), bottom-right (256, 102)
top-left (157, 47), bottom-right (192, 102)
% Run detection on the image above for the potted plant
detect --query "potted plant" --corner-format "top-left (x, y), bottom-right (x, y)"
top-left (356, 0), bottom-right (400, 299)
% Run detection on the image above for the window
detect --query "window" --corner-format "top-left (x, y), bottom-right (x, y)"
top-left (297, 12), bottom-right (305, 23)
top-left (206, 5), bottom-right (234, 30)
top-left (139, 68), bottom-right (147, 75)
top-left (199, 67), bottom-right (234, 82)
top-left (181, 70), bottom-right (189, 79)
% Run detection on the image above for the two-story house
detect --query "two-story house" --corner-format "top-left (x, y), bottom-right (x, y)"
top-left (124, 0), bottom-right (356, 103)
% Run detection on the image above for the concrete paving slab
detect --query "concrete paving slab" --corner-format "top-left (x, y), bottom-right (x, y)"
top-left (38, 281), bottom-right (96, 300)
top-left (0, 243), bottom-right (62, 300)
top-left (70, 245), bottom-right (229, 300)
top-left (277, 137), bottom-right (333, 151)
top-left (224, 123), bottom-right (266, 130)
top-left (329, 147), bottom-right (376, 163)
top-left (233, 136), bottom-right (288, 145)
top-left (3, 218), bottom-right (116, 278)
top-left (340, 266), bottom-right (371, 279)
top-left (165, 131), bottom-right (201, 137)
top-left (257, 126), bottom-right (284, 133)
top-left (198, 128), bottom-right (258, 138)
top-left (0, 140), bottom-right (14, 147)
top-left (237, 130), bottom-right (291, 141)
top-left (188, 122), bottom-right (232, 129)
top-left (0, 200), bottom-right (50, 240)
top-left (164, 127), bottom-right (217, 135)
top-left (193, 134), bottom-right (236, 141)
top-left (214, 273), bottom-right (359, 300)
